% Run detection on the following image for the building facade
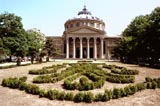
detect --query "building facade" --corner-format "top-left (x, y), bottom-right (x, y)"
top-left (47, 6), bottom-right (120, 60)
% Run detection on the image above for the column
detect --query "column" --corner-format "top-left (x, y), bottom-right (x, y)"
top-left (66, 37), bottom-right (69, 58)
top-left (94, 37), bottom-right (97, 59)
top-left (87, 38), bottom-right (90, 59)
top-left (100, 38), bottom-right (104, 59)
top-left (73, 37), bottom-right (76, 59)
top-left (80, 37), bottom-right (83, 59)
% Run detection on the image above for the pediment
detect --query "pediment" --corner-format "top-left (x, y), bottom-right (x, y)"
top-left (66, 26), bottom-right (105, 34)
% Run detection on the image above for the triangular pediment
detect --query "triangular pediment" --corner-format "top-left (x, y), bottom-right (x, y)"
top-left (66, 26), bottom-right (105, 34)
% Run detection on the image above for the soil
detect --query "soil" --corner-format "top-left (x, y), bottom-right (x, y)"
top-left (0, 61), bottom-right (160, 106)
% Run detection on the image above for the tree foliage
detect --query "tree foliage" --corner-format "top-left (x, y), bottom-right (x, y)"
top-left (113, 7), bottom-right (160, 66)
top-left (0, 12), bottom-right (27, 57)
top-left (0, 12), bottom-right (46, 64)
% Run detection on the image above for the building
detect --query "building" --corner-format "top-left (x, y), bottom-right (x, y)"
top-left (46, 6), bottom-right (120, 60)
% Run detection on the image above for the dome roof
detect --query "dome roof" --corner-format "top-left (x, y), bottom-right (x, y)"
top-left (68, 5), bottom-right (103, 21)
top-left (78, 5), bottom-right (92, 15)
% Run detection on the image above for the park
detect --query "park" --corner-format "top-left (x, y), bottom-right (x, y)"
top-left (0, 1), bottom-right (160, 106)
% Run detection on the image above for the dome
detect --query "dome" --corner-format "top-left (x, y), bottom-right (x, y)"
top-left (75, 5), bottom-right (102, 21)
top-left (64, 6), bottom-right (105, 31)
top-left (78, 5), bottom-right (92, 15)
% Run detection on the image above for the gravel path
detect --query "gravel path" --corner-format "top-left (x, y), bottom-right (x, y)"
top-left (0, 61), bottom-right (160, 106)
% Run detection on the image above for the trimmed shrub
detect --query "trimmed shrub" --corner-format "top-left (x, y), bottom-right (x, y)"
top-left (18, 82), bottom-right (27, 90)
top-left (19, 76), bottom-right (27, 82)
top-left (46, 89), bottom-right (59, 100)
top-left (151, 81), bottom-right (158, 89)
top-left (94, 93), bottom-right (103, 101)
top-left (130, 85), bottom-right (138, 95)
top-left (65, 92), bottom-right (74, 101)
top-left (25, 84), bottom-right (40, 95)
top-left (33, 75), bottom-right (52, 83)
top-left (113, 88), bottom-right (121, 99)
top-left (94, 93), bottom-right (110, 102)
top-left (124, 86), bottom-right (132, 96)
top-left (136, 83), bottom-right (146, 91)
top-left (39, 89), bottom-right (46, 97)
top-left (119, 88), bottom-right (126, 97)
top-left (83, 92), bottom-right (94, 103)
top-left (73, 92), bottom-right (85, 102)
top-left (105, 89), bottom-right (113, 100)
top-left (58, 91), bottom-right (66, 100)
top-left (145, 77), bottom-right (153, 82)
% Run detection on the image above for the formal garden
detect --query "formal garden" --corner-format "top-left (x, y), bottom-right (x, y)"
top-left (1, 63), bottom-right (160, 103)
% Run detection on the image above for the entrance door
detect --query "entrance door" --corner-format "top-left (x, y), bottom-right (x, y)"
top-left (83, 48), bottom-right (87, 58)
top-left (90, 48), bottom-right (93, 58)
top-left (76, 48), bottom-right (80, 58)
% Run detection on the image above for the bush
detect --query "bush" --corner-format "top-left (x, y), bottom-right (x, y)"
top-left (105, 89), bottom-right (113, 100)
top-left (58, 91), bottom-right (66, 100)
top-left (65, 92), bottom-right (74, 101)
top-left (39, 89), bottom-right (46, 97)
top-left (136, 83), bottom-right (146, 91)
top-left (46, 89), bottom-right (59, 100)
top-left (94, 93), bottom-right (103, 101)
top-left (18, 82), bottom-right (27, 90)
top-left (145, 77), bottom-right (153, 82)
top-left (113, 88), bottom-right (121, 99)
top-left (73, 92), bottom-right (85, 102)
top-left (124, 86), bottom-right (132, 96)
top-left (83, 92), bottom-right (94, 103)
top-left (151, 81), bottom-right (158, 89)
top-left (1, 78), bottom-right (22, 88)
top-left (129, 85), bottom-right (138, 95)
top-left (94, 93), bottom-right (110, 102)
top-left (33, 75), bottom-right (52, 83)
top-left (25, 84), bottom-right (40, 95)
top-left (19, 76), bottom-right (27, 82)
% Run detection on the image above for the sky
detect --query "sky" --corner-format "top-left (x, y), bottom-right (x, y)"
top-left (0, 0), bottom-right (160, 36)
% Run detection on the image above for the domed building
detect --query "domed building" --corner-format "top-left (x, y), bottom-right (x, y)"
top-left (47, 6), bottom-right (120, 60)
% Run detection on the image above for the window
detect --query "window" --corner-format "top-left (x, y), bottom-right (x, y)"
top-left (76, 23), bottom-right (80, 27)
top-left (96, 24), bottom-right (100, 29)
top-left (90, 22), bottom-right (94, 27)
top-left (70, 24), bottom-right (73, 28)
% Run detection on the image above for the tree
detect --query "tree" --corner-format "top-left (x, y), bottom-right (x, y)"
top-left (0, 12), bottom-right (28, 64)
top-left (113, 7), bottom-right (160, 67)
top-left (26, 28), bottom-right (45, 63)
top-left (44, 38), bottom-right (57, 61)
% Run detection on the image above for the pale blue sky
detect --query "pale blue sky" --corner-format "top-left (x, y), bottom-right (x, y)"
top-left (0, 0), bottom-right (160, 36)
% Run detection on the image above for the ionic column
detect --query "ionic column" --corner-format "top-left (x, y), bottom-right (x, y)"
top-left (66, 37), bottom-right (69, 58)
top-left (80, 37), bottom-right (83, 59)
top-left (94, 37), bottom-right (97, 59)
top-left (87, 38), bottom-right (90, 59)
top-left (100, 38), bottom-right (104, 59)
top-left (73, 37), bottom-right (76, 59)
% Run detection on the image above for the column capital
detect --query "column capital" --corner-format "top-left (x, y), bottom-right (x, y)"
top-left (79, 37), bottom-right (83, 40)
top-left (86, 37), bottom-right (90, 40)
top-left (72, 37), bottom-right (76, 40)
top-left (94, 37), bottom-right (97, 40)
top-left (100, 37), bottom-right (104, 40)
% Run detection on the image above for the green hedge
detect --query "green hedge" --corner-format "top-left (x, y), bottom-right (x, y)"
top-left (1, 76), bottom-right (160, 103)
